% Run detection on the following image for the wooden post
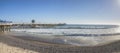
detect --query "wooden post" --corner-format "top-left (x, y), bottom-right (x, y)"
top-left (0, 25), bottom-right (11, 32)
top-left (0, 26), bottom-right (1, 32)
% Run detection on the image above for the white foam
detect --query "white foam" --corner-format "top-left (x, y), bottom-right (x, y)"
top-left (11, 28), bottom-right (120, 46)
top-left (11, 28), bottom-right (120, 35)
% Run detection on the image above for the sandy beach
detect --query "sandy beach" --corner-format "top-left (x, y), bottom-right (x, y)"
top-left (0, 32), bottom-right (120, 53)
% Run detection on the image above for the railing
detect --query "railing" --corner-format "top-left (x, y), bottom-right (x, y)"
top-left (0, 23), bottom-right (12, 25)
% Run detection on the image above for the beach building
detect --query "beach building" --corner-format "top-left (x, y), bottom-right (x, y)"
top-left (0, 19), bottom-right (12, 32)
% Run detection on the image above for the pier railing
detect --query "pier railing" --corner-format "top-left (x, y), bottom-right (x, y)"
top-left (0, 23), bottom-right (12, 25)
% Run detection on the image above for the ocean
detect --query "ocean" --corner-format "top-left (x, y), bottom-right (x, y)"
top-left (10, 24), bottom-right (120, 46)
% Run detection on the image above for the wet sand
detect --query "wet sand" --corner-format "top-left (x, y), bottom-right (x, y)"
top-left (0, 32), bottom-right (120, 53)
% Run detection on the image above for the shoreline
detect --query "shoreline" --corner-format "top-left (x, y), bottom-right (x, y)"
top-left (9, 31), bottom-right (120, 46)
top-left (0, 32), bottom-right (120, 53)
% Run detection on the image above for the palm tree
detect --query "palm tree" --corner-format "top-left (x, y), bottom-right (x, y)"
top-left (31, 19), bottom-right (35, 24)
top-left (31, 19), bottom-right (36, 28)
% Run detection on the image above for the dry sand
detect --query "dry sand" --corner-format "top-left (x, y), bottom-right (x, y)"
top-left (0, 33), bottom-right (120, 53)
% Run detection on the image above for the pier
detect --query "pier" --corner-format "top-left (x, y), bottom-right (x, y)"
top-left (12, 23), bottom-right (66, 28)
top-left (0, 22), bottom-right (66, 32)
top-left (0, 19), bottom-right (66, 32)
top-left (0, 23), bottom-right (12, 32)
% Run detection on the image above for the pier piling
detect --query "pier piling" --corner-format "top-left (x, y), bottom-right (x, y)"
top-left (0, 23), bottom-right (12, 32)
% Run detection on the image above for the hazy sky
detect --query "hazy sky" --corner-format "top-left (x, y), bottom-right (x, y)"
top-left (0, 0), bottom-right (120, 24)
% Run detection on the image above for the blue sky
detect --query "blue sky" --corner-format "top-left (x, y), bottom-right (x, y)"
top-left (0, 0), bottom-right (120, 24)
